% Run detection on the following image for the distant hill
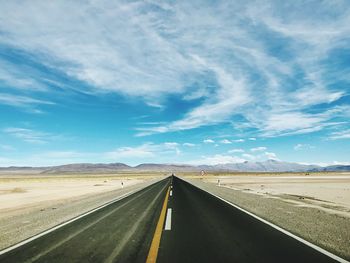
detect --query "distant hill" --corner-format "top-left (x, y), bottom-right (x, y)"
top-left (0, 160), bottom-right (349, 174)
top-left (43, 163), bottom-right (131, 174)
top-left (134, 163), bottom-right (197, 172)
top-left (206, 160), bottom-right (321, 172)
top-left (311, 165), bottom-right (350, 172)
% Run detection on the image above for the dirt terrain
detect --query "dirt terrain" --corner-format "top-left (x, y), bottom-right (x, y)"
top-left (0, 174), bottom-right (165, 250)
top-left (1, 172), bottom-right (349, 260)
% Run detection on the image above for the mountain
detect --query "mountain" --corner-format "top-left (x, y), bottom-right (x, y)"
top-left (210, 160), bottom-right (320, 172)
top-left (134, 163), bottom-right (198, 172)
top-left (311, 165), bottom-right (350, 172)
top-left (0, 160), bottom-right (349, 174)
top-left (43, 163), bottom-right (132, 174)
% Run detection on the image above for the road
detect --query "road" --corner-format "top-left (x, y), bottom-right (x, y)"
top-left (0, 178), bottom-right (170, 263)
top-left (157, 176), bottom-right (341, 263)
top-left (0, 176), bottom-right (345, 263)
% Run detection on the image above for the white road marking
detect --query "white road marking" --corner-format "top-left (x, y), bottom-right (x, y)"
top-left (164, 208), bottom-right (172, 230)
top-left (183, 179), bottom-right (349, 263)
top-left (170, 190), bottom-right (172, 196)
top-left (0, 180), bottom-right (163, 256)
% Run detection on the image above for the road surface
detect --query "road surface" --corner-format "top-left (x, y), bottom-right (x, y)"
top-left (157, 176), bottom-right (341, 263)
top-left (0, 178), bottom-right (170, 263)
top-left (0, 176), bottom-right (345, 262)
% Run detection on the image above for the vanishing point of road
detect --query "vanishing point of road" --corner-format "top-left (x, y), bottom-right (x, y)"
top-left (0, 176), bottom-right (347, 263)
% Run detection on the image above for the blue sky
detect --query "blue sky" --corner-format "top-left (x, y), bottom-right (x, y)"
top-left (0, 0), bottom-right (349, 166)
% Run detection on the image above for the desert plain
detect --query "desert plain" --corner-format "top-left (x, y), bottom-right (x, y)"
top-left (0, 171), bottom-right (349, 259)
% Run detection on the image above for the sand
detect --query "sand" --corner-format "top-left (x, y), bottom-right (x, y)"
top-left (0, 174), bottom-right (164, 250)
top-left (201, 174), bottom-right (350, 217)
top-left (1, 172), bottom-right (349, 259)
top-left (0, 176), bottom-right (141, 214)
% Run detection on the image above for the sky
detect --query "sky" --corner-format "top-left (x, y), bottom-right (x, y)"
top-left (0, 0), bottom-right (349, 167)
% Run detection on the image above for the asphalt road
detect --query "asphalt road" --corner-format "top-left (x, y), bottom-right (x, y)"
top-left (0, 175), bottom-right (344, 263)
top-left (157, 176), bottom-right (340, 263)
top-left (0, 178), bottom-right (170, 263)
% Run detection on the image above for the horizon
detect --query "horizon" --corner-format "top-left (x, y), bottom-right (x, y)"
top-left (0, 159), bottom-right (345, 169)
top-left (1, 1), bottom-right (350, 167)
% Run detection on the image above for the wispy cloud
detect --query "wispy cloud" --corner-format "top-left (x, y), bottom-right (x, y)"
top-left (3, 127), bottom-right (59, 144)
top-left (183, 143), bottom-right (195, 147)
top-left (188, 154), bottom-right (246, 165)
top-left (105, 142), bottom-right (181, 160)
top-left (228, 148), bottom-right (244, 153)
top-left (251, 147), bottom-right (267, 152)
top-left (294, 144), bottom-right (315, 151)
top-left (220, 139), bottom-right (232, 144)
top-left (0, 93), bottom-right (54, 112)
top-left (329, 129), bottom-right (350, 140)
top-left (243, 151), bottom-right (278, 161)
top-left (0, 1), bottom-right (349, 143)
top-left (203, 139), bottom-right (215, 144)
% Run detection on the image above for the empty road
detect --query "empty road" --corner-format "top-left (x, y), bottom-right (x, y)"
top-left (0, 178), bottom-right (170, 263)
top-left (0, 176), bottom-right (346, 263)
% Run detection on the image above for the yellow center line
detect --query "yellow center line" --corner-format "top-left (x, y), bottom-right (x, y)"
top-left (146, 186), bottom-right (170, 263)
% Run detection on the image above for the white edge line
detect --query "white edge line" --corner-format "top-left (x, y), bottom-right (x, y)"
top-left (0, 179), bottom-right (164, 256)
top-left (164, 208), bottom-right (172, 230)
top-left (182, 178), bottom-right (349, 263)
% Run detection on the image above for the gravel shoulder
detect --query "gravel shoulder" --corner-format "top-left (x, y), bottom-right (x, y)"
top-left (0, 177), bottom-right (163, 250)
top-left (185, 177), bottom-right (350, 261)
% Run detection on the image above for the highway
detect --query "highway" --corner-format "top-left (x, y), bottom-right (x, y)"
top-left (157, 176), bottom-right (342, 263)
top-left (0, 178), bottom-right (170, 263)
top-left (0, 176), bottom-right (345, 263)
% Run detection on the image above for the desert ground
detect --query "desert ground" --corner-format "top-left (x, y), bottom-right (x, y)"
top-left (192, 172), bottom-right (350, 217)
top-left (0, 173), bottom-right (165, 250)
top-left (1, 172), bottom-right (349, 259)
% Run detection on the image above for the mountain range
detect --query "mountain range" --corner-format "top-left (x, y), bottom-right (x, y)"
top-left (0, 160), bottom-right (349, 174)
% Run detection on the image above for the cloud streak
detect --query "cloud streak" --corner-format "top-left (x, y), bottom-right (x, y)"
top-left (0, 0), bottom-right (349, 139)
top-left (3, 127), bottom-right (61, 144)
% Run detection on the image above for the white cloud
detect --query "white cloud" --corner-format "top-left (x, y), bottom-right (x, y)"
top-left (105, 146), bottom-right (154, 159)
top-left (264, 151), bottom-right (278, 160)
top-left (0, 1), bottom-right (194, 100)
top-left (203, 139), bottom-right (215, 144)
top-left (0, 93), bottom-right (54, 112)
top-left (228, 148), bottom-right (244, 153)
top-left (3, 127), bottom-right (58, 144)
top-left (248, 137), bottom-right (256, 141)
top-left (188, 154), bottom-right (246, 165)
top-left (105, 142), bottom-right (181, 160)
top-left (294, 144), bottom-right (303, 150)
top-left (332, 161), bottom-right (350, 166)
top-left (164, 142), bottom-right (179, 148)
top-left (243, 150), bottom-right (278, 161)
top-left (260, 112), bottom-right (326, 136)
top-left (0, 1), bottom-right (348, 138)
top-left (329, 129), bottom-right (350, 140)
top-left (294, 144), bottom-right (315, 151)
top-left (233, 139), bottom-right (245, 143)
top-left (183, 143), bottom-right (195, 147)
top-left (220, 139), bottom-right (232, 144)
top-left (242, 153), bottom-right (256, 160)
top-left (251, 146), bottom-right (267, 152)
